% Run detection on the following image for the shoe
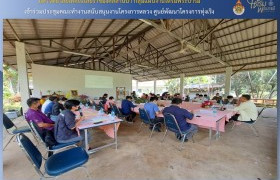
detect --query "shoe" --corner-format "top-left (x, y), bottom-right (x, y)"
top-left (177, 135), bottom-right (188, 142)
top-left (88, 147), bottom-right (93, 151)
top-left (155, 128), bottom-right (161, 132)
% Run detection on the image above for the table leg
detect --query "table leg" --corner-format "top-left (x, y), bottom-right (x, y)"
top-left (209, 127), bottom-right (212, 146)
top-left (114, 123), bottom-right (118, 150)
top-left (84, 129), bottom-right (89, 153)
top-left (215, 120), bottom-right (220, 140)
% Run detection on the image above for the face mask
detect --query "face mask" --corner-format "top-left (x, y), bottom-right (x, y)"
top-left (228, 99), bottom-right (233, 102)
top-left (74, 106), bottom-right (81, 111)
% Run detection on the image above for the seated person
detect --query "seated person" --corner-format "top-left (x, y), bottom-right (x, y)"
top-left (161, 92), bottom-right (168, 100)
top-left (223, 95), bottom-right (237, 105)
top-left (105, 96), bottom-right (115, 112)
top-left (163, 98), bottom-right (198, 142)
top-left (100, 93), bottom-right (108, 105)
top-left (204, 94), bottom-right (210, 101)
top-left (144, 96), bottom-right (164, 132)
top-left (184, 95), bottom-right (190, 102)
top-left (40, 95), bottom-right (48, 106)
top-left (25, 97), bottom-right (54, 131)
top-left (131, 91), bottom-right (137, 99)
top-left (212, 93), bottom-right (222, 103)
top-left (121, 96), bottom-right (137, 122)
top-left (41, 96), bottom-right (53, 113)
top-left (51, 97), bottom-right (67, 121)
top-left (55, 99), bottom-right (92, 150)
top-left (196, 94), bottom-right (204, 103)
top-left (44, 96), bottom-right (58, 116)
top-left (173, 93), bottom-right (181, 99)
top-left (192, 93), bottom-right (200, 101)
top-left (230, 94), bottom-right (258, 122)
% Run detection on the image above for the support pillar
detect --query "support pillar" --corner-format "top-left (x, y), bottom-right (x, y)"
top-left (180, 74), bottom-right (184, 97)
top-left (16, 42), bottom-right (30, 113)
top-left (135, 80), bottom-right (138, 93)
top-left (224, 67), bottom-right (233, 96)
top-left (154, 80), bottom-right (157, 94)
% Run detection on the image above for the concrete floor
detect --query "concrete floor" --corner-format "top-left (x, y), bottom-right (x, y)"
top-left (3, 110), bottom-right (277, 180)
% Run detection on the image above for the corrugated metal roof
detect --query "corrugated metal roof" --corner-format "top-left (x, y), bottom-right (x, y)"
top-left (3, 19), bottom-right (277, 81)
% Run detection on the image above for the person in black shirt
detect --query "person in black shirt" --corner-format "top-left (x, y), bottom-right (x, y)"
top-left (54, 99), bottom-right (92, 150)
top-left (50, 97), bottom-right (67, 121)
top-left (100, 93), bottom-right (108, 104)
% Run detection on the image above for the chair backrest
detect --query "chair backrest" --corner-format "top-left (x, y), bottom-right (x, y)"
top-left (99, 101), bottom-right (104, 109)
top-left (16, 133), bottom-right (43, 176)
top-left (112, 104), bottom-right (121, 116)
top-left (30, 121), bottom-right (45, 144)
top-left (3, 114), bottom-right (15, 130)
top-left (258, 107), bottom-right (266, 117)
top-left (163, 113), bottom-right (182, 135)
top-left (109, 103), bottom-right (113, 109)
top-left (139, 108), bottom-right (151, 124)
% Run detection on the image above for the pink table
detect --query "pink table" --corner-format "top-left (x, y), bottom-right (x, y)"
top-left (77, 108), bottom-right (122, 154)
top-left (188, 109), bottom-right (235, 144)
top-left (182, 102), bottom-right (202, 111)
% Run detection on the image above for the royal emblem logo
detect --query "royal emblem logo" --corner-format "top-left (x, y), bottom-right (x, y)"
top-left (233, 0), bottom-right (245, 15)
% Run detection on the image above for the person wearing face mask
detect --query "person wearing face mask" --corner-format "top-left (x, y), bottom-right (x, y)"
top-left (230, 94), bottom-right (258, 122)
top-left (25, 98), bottom-right (55, 131)
top-left (54, 99), bottom-right (92, 150)
top-left (223, 95), bottom-right (237, 105)
top-left (50, 97), bottom-right (68, 121)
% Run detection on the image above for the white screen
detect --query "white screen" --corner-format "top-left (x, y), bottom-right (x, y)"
top-left (85, 75), bottom-right (113, 89)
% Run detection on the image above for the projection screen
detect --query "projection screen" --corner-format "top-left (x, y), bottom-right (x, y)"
top-left (85, 75), bottom-right (113, 88)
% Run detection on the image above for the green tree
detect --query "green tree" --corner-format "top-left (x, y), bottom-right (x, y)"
top-left (165, 78), bottom-right (180, 94)
top-left (3, 65), bottom-right (20, 112)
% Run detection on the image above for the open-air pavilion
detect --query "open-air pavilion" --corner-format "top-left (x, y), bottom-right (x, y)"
top-left (3, 19), bottom-right (277, 179)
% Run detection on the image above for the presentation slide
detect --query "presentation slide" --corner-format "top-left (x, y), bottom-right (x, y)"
top-left (85, 75), bottom-right (113, 89)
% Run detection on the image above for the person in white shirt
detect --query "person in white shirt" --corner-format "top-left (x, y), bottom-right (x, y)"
top-left (196, 94), bottom-right (204, 103)
top-left (203, 94), bottom-right (210, 101)
top-left (41, 96), bottom-right (54, 113)
top-left (231, 94), bottom-right (258, 122)
top-left (193, 93), bottom-right (199, 101)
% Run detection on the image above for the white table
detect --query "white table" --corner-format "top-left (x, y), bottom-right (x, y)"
top-left (78, 117), bottom-right (123, 154)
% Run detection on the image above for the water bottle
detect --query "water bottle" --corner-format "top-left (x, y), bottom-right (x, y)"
top-left (111, 111), bottom-right (115, 117)
top-left (99, 108), bottom-right (104, 115)
top-left (213, 107), bottom-right (217, 116)
top-left (92, 105), bottom-right (96, 111)
top-left (110, 111), bottom-right (115, 120)
top-left (85, 103), bottom-right (89, 108)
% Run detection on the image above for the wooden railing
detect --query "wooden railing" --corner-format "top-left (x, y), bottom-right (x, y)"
top-left (252, 99), bottom-right (277, 107)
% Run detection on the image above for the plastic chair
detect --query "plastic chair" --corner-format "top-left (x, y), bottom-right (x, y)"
top-left (3, 114), bottom-right (31, 150)
top-left (16, 133), bottom-right (90, 180)
top-left (138, 108), bottom-right (162, 138)
top-left (29, 121), bottom-right (78, 154)
top-left (231, 107), bottom-right (266, 137)
top-left (162, 113), bottom-right (195, 151)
